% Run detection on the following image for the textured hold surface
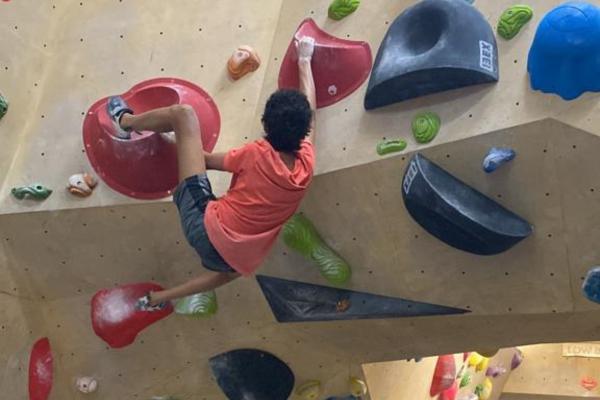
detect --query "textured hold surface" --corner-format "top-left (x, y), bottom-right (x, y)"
top-left (528, 2), bottom-right (600, 100)
top-left (296, 380), bottom-right (322, 400)
top-left (497, 5), bottom-right (533, 40)
top-left (0, 92), bottom-right (8, 120)
top-left (328, 0), bottom-right (360, 20)
top-left (412, 112), bottom-right (441, 144)
top-left (283, 214), bottom-right (351, 285)
top-left (227, 45), bottom-right (261, 80)
top-left (257, 275), bottom-right (469, 322)
top-left (91, 282), bottom-right (173, 348)
top-left (175, 291), bottom-right (218, 317)
top-left (402, 154), bottom-right (532, 255)
top-left (430, 355), bottom-right (456, 397)
top-left (365, 0), bottom-right (498, 109)
top-left (11, 184), bottom-right (52, 200)
top-left (210, 349), bottom-right (294, 400)
top-left (582, 266), bottom-right (600, 304)
top-left (377, 139), bottom-right (407, 156)
top-left (29, 338), bottom-right (53, 400)
top-left (483, 147), bottom-right (516, 173)
top-left (278, 18), bottom-right (372, 108)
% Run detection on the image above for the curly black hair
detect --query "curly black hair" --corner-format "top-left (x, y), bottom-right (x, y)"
top-left (262, 89), bottom-right (312, 152)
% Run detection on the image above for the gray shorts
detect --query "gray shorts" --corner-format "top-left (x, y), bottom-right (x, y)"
top-left (173, 174), bottom-right (236, 273)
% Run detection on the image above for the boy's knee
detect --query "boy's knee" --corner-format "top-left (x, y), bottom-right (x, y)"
top-left (170, 104), bottom-right (196, 121)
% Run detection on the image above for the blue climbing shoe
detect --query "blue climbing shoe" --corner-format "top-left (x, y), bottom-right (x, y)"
top-left (135, 293), bottom-right (168, 312)
top-left (482, 147), bottom-right (516, 173)
top-left (107, 96), bottom-right (134, 139)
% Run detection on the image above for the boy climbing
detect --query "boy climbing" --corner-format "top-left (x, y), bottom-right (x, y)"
top-left (106, 37), bottom-right (317, 311)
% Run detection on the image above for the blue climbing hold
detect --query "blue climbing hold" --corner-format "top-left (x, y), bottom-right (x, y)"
top-left (582, 267), bottom-right (600, 304)
top-left (482, 147), bottom-right (516, 173)
top-left (528, 2), bottom-right (600, 100)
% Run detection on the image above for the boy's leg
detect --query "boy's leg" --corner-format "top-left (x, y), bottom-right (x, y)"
top-left (121, 104), bottom-right (207, 181)
top-left (151, 271), bottom-right (240, 304)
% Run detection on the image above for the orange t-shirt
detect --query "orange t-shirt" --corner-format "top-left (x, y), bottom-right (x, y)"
top-left (204, 139), bottom-right (315, 276)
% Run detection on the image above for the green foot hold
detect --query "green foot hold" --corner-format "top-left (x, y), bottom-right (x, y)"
top-left (11, 184), bottom-right (52, 200)
top-left (328, 0), bottom-right (360, 20)
top-left (377, 139), bottom-right (407, 156)
top-left (175, 291), bottom-right (218, 317)
top-left (497, 5), bottom-right (533, 40)
top-left (283, 214), bottom-right (351, 285)
top-left (460, 372), bottom-right (472, 388)
top-left (412, 112), bottom-right (440, 144)
top-left (0, 93), bottom-right (8, 120)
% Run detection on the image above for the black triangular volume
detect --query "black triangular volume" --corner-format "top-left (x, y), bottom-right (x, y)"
top-left (402, 154), bottom-right (532, 255)
top-left (256, 275), bottom-right (469, 323)
top-left (365, 0), bottom-right (498, 110)
top-left (209, 349), bottom-right (294, 400)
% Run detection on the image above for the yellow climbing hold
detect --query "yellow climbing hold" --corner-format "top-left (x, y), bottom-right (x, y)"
top-left (476, 356), bottom-right (490, 372)
top-left (349, 377), bottom-right (368, 397)
top-left (295, 380), bottom-right (321, 400)
top-left (467, 352), bottom-right (484, 368)
top-left (476, 378), bottom-right (493, 400)
top-left (412, 111), bottom-right (441, 144)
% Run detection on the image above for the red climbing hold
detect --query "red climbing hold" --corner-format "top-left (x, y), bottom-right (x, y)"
top-left (278, 18), bottom-right (372, 108)
top-left (430, 355), bottom-right (456, 397)
top-left (91, 282), bottom-right (173, 348)
top-left (83, 78), bottom-right (220, 200)
top-left (438, 381), bottom-right (458, 400)
top-left (29, 338), bottom-right (53, 400)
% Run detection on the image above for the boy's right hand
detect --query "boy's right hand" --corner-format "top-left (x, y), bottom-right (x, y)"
top-left (296, 36), bottom-right (315, 61)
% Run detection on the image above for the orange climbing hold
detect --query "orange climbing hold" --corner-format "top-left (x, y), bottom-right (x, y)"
top-left (227, 45), bottom-right (261, 80)
top-left (68, 173), bottom-right (98, 197)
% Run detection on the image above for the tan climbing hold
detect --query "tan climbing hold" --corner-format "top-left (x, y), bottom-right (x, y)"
top-left (227, 45), bottom-right (261, 80)
top-left (68, 173), bottom-right (98, 197)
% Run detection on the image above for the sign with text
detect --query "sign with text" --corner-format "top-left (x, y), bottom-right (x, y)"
top-left (563, 343), bottom-right (600, 358)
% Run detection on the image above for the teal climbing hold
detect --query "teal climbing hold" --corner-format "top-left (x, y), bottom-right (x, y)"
top-left (412, 112), bottom-right (441, 144)
top-left (283, 214), bottom-right (351, 285)
top-left (497, 5), bottom-right (533, 40)
top-left (377, 139), bottom-right (407, 156)
top-left (11, 184), bottom-right (52, 200)
top-left (175, 291), bottom-right (218, 317)
top-left (0, 93), bottom-right (8, 120)
top-left (328, 0), bottom-right (360, 21)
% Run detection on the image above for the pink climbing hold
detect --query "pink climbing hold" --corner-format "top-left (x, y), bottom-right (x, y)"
top-left (278, 18), bottom-right (372, 108)
top-left (431, 355), bottom-right (456, 397)
top-left (91, 282), bottom-right (173, 348)
top-left (83, 78), bottom-right (220, 200)
top-left (511, 348), bottom-right (524, 370)
top-left (29, 338), bottom-right (53, 400)
top-left (486, 365), bottom-right (507, 378)
top-left (438, 381), bottom-right (458, 400)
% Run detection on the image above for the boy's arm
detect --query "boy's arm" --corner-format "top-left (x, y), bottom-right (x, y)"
top-left (204, 152), bottom-right (227, 171)
top-left (297, 37), bottom-right (316, 144)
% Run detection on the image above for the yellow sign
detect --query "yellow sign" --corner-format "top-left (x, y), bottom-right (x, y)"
top-left (563, 343), bottom-right (600, 358)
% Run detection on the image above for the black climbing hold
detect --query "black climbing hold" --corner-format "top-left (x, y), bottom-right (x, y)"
top-left (365, 0), bottom-right (498, 110)
top-left (402, 154), bottom-right (532, 255)
top-left (256, 275), bottom-right (469, 323)
top-left (209, 349), bottom-right (294, 400)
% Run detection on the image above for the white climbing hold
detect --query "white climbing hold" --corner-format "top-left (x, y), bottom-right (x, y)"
top-left (76, 376), bottom-right (98, 393)
top-left (328, 85), bottom-right (338, 96)
top-left (68, 173), bottom-right (97, 197)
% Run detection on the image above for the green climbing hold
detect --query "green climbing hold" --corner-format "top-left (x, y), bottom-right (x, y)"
top-left (0, 93), bottom-right (8, 120)
top-left (283, 214), bottom-right (351, 285)
top-left (175, 291), bottom-right (218, 317)
top-left (377, 139), bottom-right (407, 156)
top-left (412, 112), bottom-right (441, 144)
top-left (11, 184), bottom-right (52, 200)
top-left (460, 372), bottom-right (472, 389)
top-left (328, 0), bottom-right (360, 20)
top-left (497, 5), bottom-right (533, 40)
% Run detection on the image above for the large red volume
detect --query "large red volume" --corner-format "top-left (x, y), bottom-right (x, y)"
top-left (83, 78), bottom-right (220, 200)
top-left (430, 355), bottom-right (456, 397)
top-left (91, 282), bottom-right (173, 348)
top-left (29, 338), bottom-right (53, 400)
top-left (438, 381), bottom-right (458, 400)
top-left (278, 18), bottom-right (372, 108)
